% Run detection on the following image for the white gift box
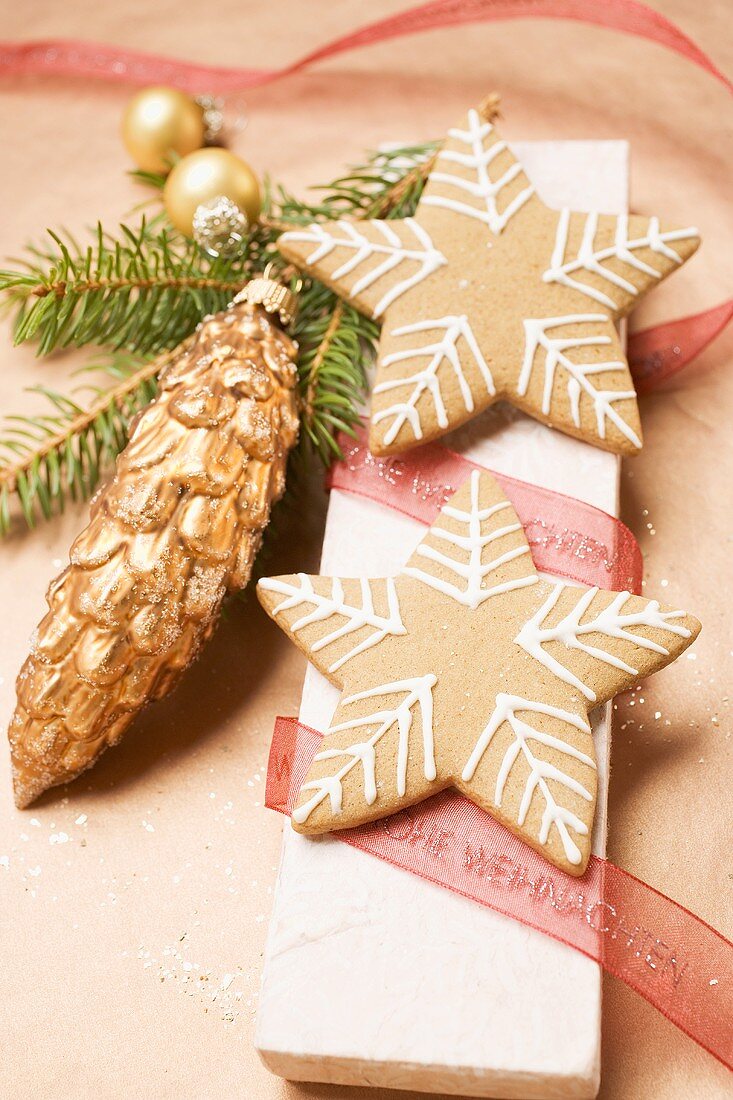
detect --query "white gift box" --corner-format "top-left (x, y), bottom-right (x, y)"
top-left (256, 140), bottom-right (627, 1099)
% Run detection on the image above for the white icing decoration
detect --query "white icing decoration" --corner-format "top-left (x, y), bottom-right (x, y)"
top-left (515, 583), bottom-right (692, 703)
top-left (462, 693), bottom-right (595, 866)
top-left (293, 675), bottom-right (438, 824)
top-left (518, 314), bottom-right (641, 448)
top-left (258, 574), bottom-right (406, 673)
top-left (402, 469), bottom-right (537, 609)
top-left (373, 315), bottom-right (494, 446)
top-left (422, 108), bottom-right (534, 234)
top-left (543, 209), bottom-right (699, 309)
top-left (279, 217), bottom-right (446, 317)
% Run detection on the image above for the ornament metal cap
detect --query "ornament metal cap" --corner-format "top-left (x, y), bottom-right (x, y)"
top-left (233, 275), bottom-right (298, 327)
top-left (194, 94), bottom-right (226, 144)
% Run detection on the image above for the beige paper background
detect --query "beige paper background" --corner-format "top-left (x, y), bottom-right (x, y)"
top-left (0, 2), bottom-right (730, 1097)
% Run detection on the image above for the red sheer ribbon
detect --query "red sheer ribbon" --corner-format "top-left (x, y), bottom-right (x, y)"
top-left (0, 1), bottom-right (730, 93)
top-left (1, 1), bottom-right (730, 387)
top-left (327, 429), bottom-right (643, 594)
top-left (629, 299), bottom-right (733, 394)
top-left (266, 716), bottom-right (733, 1071)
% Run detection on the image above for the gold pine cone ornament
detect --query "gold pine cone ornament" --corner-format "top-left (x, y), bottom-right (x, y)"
top-left (8, 278), bottom-right (299, 808)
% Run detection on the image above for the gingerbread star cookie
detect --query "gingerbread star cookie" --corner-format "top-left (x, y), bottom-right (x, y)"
top-left (258, 470), bottom-right (700, 875)
top-left (278, 97), bottom-right (700, 457)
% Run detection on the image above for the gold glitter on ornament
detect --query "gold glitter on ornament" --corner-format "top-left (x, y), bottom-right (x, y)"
top-left (193, 195), bottom-right (249, 257)
top-left (8, 280), bottom-right (299, 808)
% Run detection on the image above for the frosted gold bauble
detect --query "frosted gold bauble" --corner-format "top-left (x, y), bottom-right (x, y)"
top-left (163, 148), bottom-right (261, 236)
top-left (122, 86), bottom-right (205, 174)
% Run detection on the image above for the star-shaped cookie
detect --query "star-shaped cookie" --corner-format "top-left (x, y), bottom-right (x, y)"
top-left (278, 98), bottom-right (700, 457)
top-left (258, 470), bottom-right (700, 875)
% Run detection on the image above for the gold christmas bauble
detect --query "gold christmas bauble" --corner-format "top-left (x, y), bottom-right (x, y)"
top-left (122, 86), bottom-right (205, 174)
top-left (163, 148), bottom-right (261, 236)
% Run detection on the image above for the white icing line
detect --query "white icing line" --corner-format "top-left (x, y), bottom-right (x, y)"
top-left (422, 108), bottom-right (535, 234)
top-left (543, 208), bottom-right (699, 308)
top-left (293, 675), bottom-right (438, 824)
top-left (402, 470), bottom-right (537, 609)
top-left (514, 583), bottom-right (692, 702)
top-left (462, 693), bottom-right (595, 866)
top-left (518, 314), bottom-right (641, 448)
top-left (280, 218), bottom-right (446, 317)
top-left (259, 574), bottom-right (407, 673)
top-left (373, 315), bottom-right (494, 445)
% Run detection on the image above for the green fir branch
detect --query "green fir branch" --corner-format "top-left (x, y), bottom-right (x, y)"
top-left (0, 220), bottom-right (245, 356)
top-left (273, 141), bottom-right (437, 225)
top-left (0, 352), bottom-right (162, 535)
top-left (0, 139), bottom-right (436, 535)
top-left (294, 283), bottom-right (378, 463)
